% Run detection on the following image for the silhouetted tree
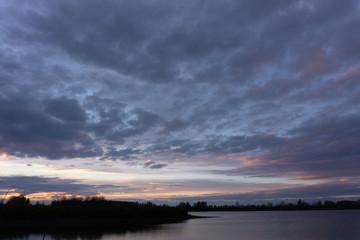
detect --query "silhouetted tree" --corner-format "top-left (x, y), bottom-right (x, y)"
top-left (193, 201), bottom-right (208, 211)
top-left (323, 200), bottom-right (336, 209)
top-left (51, 196), bottom-right (84, 206)
top-left (85, 195), bottom-right (105, 202)
top-left (6, 194), bottom-right (30, 206)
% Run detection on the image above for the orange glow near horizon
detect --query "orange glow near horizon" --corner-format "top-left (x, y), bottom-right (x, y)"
top-left (0, 192), bottom-right (105, 202)
top-left (0, 188), bottom-right (245, 202)
top-left (27, 192), bottom-right (87, 201)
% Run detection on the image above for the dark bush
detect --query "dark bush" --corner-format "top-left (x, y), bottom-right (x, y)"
top-left (6, 195), bottom-right (30, 206)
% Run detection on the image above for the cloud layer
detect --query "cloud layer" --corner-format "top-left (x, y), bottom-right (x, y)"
top-left (0, 0), bottom-right (359, 202)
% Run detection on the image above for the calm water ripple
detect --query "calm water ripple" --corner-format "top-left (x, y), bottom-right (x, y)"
top-left (4, 210), bottom-right (360, 240)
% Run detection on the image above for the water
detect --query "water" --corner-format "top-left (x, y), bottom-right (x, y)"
top-left (4, 210), bottom-right (360, 240)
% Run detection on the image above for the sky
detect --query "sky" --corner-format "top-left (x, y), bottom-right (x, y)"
top-left (0, 0), bottom-right (360, 205)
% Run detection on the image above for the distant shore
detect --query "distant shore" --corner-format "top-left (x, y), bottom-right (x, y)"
top-left (185, 199), bottom-right (360, 212)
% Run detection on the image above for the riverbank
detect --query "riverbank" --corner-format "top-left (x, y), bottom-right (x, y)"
top-left (0, 197), bottom-right (196, 232)
top-left (0, 212), bottom-right (204, 239)
top-left (0, 215), bottom-right (196, 231)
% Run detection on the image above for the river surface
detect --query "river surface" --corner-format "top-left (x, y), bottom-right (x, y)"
top-left (4, 210), bottom-right (360, 240)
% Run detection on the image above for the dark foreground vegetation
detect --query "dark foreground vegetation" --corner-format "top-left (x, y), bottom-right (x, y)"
top-left (0, 195), bottom-right (192, 234)
top-left (1, 194), bottom-right (359, 236)
top-left (1, 196), bottom-right (359, 240)
top-left (182, 199), bottom-right (360, 211)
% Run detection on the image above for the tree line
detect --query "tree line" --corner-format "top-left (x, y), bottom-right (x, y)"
top-left (2, 194), bottom-right (360, 213)
top-left (0, 194), bottom-right (190, 224)
top-left (177, 199), bottom-right (360, 211)
top-left (0, 194), bottom-right (192, 233)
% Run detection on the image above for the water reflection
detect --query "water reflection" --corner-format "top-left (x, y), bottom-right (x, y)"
top-left (0, 224), bottom-right (162, 240)
top-left (2, 210), bottom-right (360, 240)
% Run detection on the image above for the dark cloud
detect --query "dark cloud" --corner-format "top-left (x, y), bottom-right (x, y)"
top-left (149, 163), bottom-right (168, 169)
top-left (2, 0), bottom-right (357, 85)
top-left (44, 97), bottom-right (87, 123)
top-left (142, 113), bottom-right (360, 180)
top-left (204, 133), bottom-right (284, 154)
top-left (214, 114), bottom-right (360, 179)
top-left (0, 96), bottom-right (101, 159)
top-left (145, 139), bottom-right (203, 155)
top-left (145, 133), bottom-right (284, 156)
top-left (0, 94), bottom-right (161, 160)
top-left (0, 176), bottom-right (123, 196)
top-left (89, 107), bottom-right (162, 143)
top-left (102, 147), bottom-right (141, 161)
top-left (158, 120), bottom-right (189, 134)
top-left (144, 160), bottom-right (168, 169)
top-left (84, 95), bottom-right (162, 143)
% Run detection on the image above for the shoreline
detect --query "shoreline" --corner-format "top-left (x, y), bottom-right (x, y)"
top-left (0, 213), bottom-right (208, 232)
top-left (0, 215), bottom-right (197, 228)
